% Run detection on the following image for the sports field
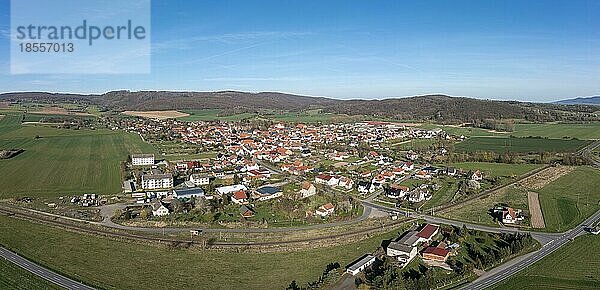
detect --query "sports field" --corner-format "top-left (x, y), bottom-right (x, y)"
top-left (455, 136), bottom-right (589, 153)
top-left (0, 215), bottom-right (402, 290)
top-left (537, 166), bottom-right (600, 232)
top-left (0, 113), bottom-right (155, 198)
top-left (494, 234), bottom-right (600, 290)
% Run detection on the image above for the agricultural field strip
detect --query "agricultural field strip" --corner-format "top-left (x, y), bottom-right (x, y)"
top-left (527, 192), bottom-right (545, 229)
top-left (516, 166), bottom-right (575, 189)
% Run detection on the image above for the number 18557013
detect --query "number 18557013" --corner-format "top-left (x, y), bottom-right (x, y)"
top-left (19, 42), bottom-right (74, 53)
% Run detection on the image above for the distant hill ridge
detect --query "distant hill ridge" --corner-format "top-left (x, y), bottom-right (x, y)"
top-left (555, 96), bottom-right (600, 105)
top-left (1, 91), bottom-right (598, 123)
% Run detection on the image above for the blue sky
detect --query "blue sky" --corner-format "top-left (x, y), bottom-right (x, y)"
top-left (0, 0), bottom-right (599, 102)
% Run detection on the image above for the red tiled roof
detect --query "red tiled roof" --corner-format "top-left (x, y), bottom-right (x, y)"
top-left (423, 246), bottom-right (450, 257)
top-left (316, 174), bottom-right (332, 181)
top-left (233, 191), bottom-right (247, 200)
top-left (417, 224), bottom-right (439, 239)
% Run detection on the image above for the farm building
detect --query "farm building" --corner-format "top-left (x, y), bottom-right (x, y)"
top-left (422, 247), bottom-right (450, 262)
top-left (346, 254), bottom-right (376, 275)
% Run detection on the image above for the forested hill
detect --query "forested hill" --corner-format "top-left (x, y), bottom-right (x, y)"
top-left (1, 91), bottom-right (598, 123)
top-left (555, 96), bottom-right (600, 106)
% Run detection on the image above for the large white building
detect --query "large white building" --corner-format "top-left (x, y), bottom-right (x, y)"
top-left (216, 184), bottom-right (248, 196)
top-left (189, 174), bottom-right (210, 186)
top-left (141, 173), bottom-right (173, 190)
top-left (131, 154), bottom-right (155, 166)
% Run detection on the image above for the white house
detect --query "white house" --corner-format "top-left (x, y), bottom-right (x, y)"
top-left (315, 203), bottom-right (335, 217)
top-left (231, 190), bottom-right (249, 205)
top-left (471, 170), bottom-right (483, 181)
top-left (358, 181), bottom-right (374, 194)
top-left (151, 200), bottom-right (170, 217)
top-left (408, 190), bottom-right (431, 203)
top-left (189, 174), bottom-right (210, 186)
top-left (299, 182), bottom-right (317, 198)
top-left (131, 154), bottom-right (155, 166)
top-left (337, 177), bottom-right (354, 190)
top-left (141, 173), bottom-right (173, 190)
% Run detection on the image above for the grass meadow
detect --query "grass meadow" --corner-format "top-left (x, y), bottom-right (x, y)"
top-left (0, 215), bottom-right (404, 290)
top-left (513, 122), bottom-right (600, 140)
top-left (0, 113), bottom-right (155, 198)
top-left (440, 186), bottom-right (530, 227)
top-left (455, 136), bottom-right (589, 153)
top-left (451, 162), bottom-right (541, 178)
top-left (494, 234), bottom-right (600, 290)
top-left (537, 166), bottom-right (600, 232)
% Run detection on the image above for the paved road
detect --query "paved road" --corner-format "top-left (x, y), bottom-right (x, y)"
top-left (461, 208), bottom-right (600, 290)
top-left (0, 246), bottom-right (94, 290)
top-left (362, 200), bottom-right (561, 243)
top-left (581, 140), bottom-right (600, 167)
top-left (365, 200), bottom-right (600, 289)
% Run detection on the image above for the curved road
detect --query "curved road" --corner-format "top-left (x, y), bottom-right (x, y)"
top-left (0, 246), bottom-right (94, 290)
top-left (462, 208), bottom-right (600, 290)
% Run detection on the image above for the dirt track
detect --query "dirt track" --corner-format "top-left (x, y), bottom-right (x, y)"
top-left (528, 192), bottom-right (545, 228)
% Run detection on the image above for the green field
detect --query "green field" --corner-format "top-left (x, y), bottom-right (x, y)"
top-left (419, 122), bottom-right (600, 140)
top-left (0, 257), bottom-right (60, 290)
top-left (22, 113), bottom-right (96, 122)
top-left (0, 215), bottom-right (404, 290)
top-left (440, 186), bottom-right (530, 227)
top-left (455, 136), bottom-right (589, 153)
top-left (494, 234), bottom-right (600, 290)
top-left (0, 113), bottom-right (155, 197)
top-left (538, 166), bottom-right (600, 232)
top-left (451, 162), bottom-right (541, 178)
top-left (513, 122), bottom-right (600, 140)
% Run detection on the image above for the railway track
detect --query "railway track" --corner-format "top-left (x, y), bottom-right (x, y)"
top-left (0, 205), bottom-right (413, 248)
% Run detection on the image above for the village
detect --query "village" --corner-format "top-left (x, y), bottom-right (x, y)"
top-left (109, 117), bottom-right (526, 229)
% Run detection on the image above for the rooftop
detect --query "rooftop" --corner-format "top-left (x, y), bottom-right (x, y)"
top-left (417, 224), bottom-right (439, 239)
top-left (346, 254), bottom-right (376, 272)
